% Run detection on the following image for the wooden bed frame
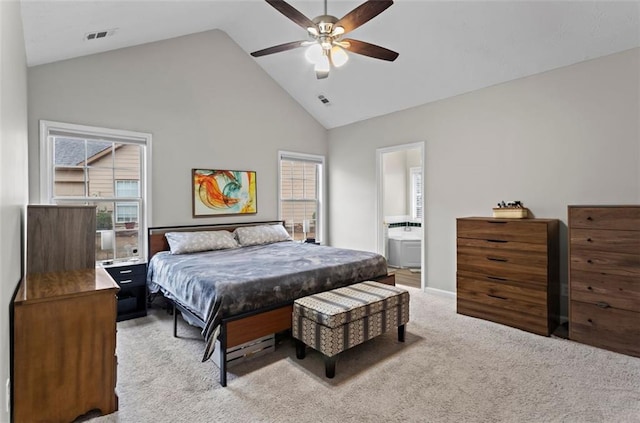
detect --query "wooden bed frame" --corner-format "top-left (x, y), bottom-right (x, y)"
top-left (147, 221), bottom-right (395, 387)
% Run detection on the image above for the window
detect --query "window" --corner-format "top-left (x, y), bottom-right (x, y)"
top-left (279, 151), bottom-right (324, 242)
top-left (115, 180), bottom-right (139, 223)
top-left (40, 120), bottom-right (151, 264)
top-left (410, 167), bottom-right (422, 221)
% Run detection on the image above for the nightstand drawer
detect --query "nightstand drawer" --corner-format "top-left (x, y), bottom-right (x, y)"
top-left (105, 263), bottom-right (146, 285)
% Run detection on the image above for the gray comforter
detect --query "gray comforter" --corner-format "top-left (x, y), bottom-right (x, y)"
top-left (147, 241), bottom-right (388, 361)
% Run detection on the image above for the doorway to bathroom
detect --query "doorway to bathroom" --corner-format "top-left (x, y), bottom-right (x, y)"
top-left (376, 142), bottom-right (425, 290)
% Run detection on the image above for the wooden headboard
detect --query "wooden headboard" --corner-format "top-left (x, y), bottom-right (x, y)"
top-left (147, 221), bottom-right (285, 259)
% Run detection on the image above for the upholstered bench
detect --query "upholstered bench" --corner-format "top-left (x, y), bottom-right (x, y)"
top-left (292, 281), bottom-right (410, 378)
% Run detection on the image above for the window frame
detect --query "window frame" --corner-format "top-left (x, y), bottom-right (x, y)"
top-left (39, 120), bottom-right (152, 261)
top-left (278, 150), bottom-right (325, 243)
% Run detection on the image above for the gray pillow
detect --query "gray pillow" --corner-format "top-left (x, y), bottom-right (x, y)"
top-left (165, 230), bottom-right (239, 254)
top-left (234, 224), bottom-right (292, 246)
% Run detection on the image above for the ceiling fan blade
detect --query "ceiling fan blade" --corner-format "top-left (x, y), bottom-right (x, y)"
top-left (265, 0), bottom-right (315, 31)
top-left (250, 40), bottom-right (307, 57)
top-left (335, 0), bottom-right (394, 34)
top-left (342, 38), bottom-right (399, 61)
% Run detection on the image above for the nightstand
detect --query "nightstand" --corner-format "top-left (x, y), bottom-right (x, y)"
top-left (105, 261), bottom-right (147, 322)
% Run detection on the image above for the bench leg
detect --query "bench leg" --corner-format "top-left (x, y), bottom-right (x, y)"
top-left (324, 355), bottom-right (337, 379)
top-left (398, 324), bottom-right (405, 342)
top-left (295, 339), bottom-right (306, 359)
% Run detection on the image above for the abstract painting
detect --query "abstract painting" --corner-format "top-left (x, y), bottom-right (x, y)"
top-left (192, 169), bottom-right (257, 217)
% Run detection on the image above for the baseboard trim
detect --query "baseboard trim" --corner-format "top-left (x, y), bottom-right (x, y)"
top-left (425, 287), bottom-right (456, 299)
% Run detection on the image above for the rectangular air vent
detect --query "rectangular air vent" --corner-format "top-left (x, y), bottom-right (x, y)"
top-left (84, 29), bottom-right (117, 41)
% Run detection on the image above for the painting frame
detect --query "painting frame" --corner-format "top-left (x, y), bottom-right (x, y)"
top-left (192, 168), bottom-right (257, 217)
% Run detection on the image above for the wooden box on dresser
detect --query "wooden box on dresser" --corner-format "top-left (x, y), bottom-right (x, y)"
top-left (12, 205), bottom-right (119, 422)
top-left (568, 206), bottom-right (640, 357)
top-left (456, 217), bottom-right (560, 336)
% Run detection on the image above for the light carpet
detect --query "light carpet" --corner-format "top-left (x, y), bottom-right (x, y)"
top-left (89, 287), bottom-right (640, 423)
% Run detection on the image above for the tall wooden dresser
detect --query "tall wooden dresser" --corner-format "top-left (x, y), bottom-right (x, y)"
top-left (12, 205), bottom-right (119, 422)
top-left (457, 217), bottom-right (560, 336)
top-left (568, 206), bottom-right (640, 357)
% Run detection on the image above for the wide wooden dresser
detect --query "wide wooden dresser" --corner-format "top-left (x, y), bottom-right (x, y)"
top-left (568, 205), bottom-right (640, 357)
top-left (13, 269), bottom-right (119, 422)
top-left (456, 217), bottom-right (560, 336)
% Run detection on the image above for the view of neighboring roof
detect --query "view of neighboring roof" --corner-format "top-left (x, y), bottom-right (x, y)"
top-left (54, 137), bottom-right (111, 166)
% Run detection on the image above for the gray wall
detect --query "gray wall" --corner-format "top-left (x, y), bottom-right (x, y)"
top-left (0, 1), bottom-right (29, 420)
top-left (28, 30), bottom-right (327, 227)
top-left (329, 48), bottom-right (640, 297)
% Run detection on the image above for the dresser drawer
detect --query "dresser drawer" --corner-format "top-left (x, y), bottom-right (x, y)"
top-left (570, 270), bottom-right (640, 312)
top-left (457, 218), bottom-right (549, 244)
top-left (457, 237), bottom-right (548, 254)
top-left (457, 247), bottom-right (548, 285)
top-left (570, 228), bottom-right (640, 254)
top-left (457, 277), bottom-right (549, 335)
top-left (570, 301), bottom-right (640, 357)
top-left (570, 250), bottom-right (640, 277)
top-left (569, 206), bottom-right (640, 230)
top-left (457, 273), bottom-right (547, 306)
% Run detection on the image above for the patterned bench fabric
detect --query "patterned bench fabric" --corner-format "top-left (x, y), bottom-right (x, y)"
top-left (293, 281), bottom-right (410, 329)
top-left (292, 281), bottom-right (410, 357)
top-left (292, 302), bottom-right (410, 357)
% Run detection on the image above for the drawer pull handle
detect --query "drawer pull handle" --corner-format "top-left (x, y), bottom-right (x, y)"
top-left (120, 279), bottom-right (133, 284)
top-left (586, 238), bottom-right (593, 242)
top-left (596, 302), bottom-right (610, 309)
top-left (120, 269), bottom-right (133, 274)
top-left (586, 216), bottom-right (593, 221)
top-left (487, 257), bottom-right (508, 262)
top-left (587, 286), bottom-right (593, 291)
top-left (486, 239), bottom-right (508, 243)
top-left (487, 294), bottom-right (508, 300)
top-left (587, 318), bottom-right (593, 323)
top-left (487, 276), bottom-right (507, 281)
top-left (487, 221), bottom-right (507, 224)
top-left (587, 259), bottom-right (593, 264)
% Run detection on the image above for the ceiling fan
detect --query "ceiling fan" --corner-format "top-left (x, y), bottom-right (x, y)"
top-left (250, 0), bottom-right (399, 79)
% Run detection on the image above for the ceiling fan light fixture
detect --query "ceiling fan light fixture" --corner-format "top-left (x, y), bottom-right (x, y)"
top-left (305, 43), bottom-right (323, 64)
top-left (330, 45), bottom-right (348, 67)
top-left (307, 26), bottom-right (318, 36)
top-left (315, 54), bottom-right (331, 73)
top-left (331, 26), bottom-right (345, 36)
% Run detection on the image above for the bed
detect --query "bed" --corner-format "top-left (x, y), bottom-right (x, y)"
top-left (146, 221), bottom-right (393, 386)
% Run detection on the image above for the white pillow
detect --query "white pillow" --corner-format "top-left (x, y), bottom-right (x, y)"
top-left (165, 230), bottom-right (239, 254)
top-left (234, 224), bottom-right (292, 246)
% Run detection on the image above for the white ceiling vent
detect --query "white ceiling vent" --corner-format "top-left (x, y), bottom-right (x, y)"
top-left (84, 29), bottom-right (117, 41)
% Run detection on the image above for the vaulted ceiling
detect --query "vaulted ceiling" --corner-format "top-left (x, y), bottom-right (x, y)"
top-left (20, 1), bottom-right (640, 129)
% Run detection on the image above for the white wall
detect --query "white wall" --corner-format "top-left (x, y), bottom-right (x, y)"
top-left (0, 1), bottom-right (29, 420)
top-left (28, 30), bottom-right (327, 227)
top-left (329, 48), bottom-right (640, 295)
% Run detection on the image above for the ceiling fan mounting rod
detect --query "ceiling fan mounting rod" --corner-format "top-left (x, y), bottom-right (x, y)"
top-left (324, 0), bottom-right (327, 15)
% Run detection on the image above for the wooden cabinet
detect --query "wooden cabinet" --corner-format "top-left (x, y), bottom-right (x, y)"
top-left (13, 269), bottom-right (119, 422)
top-left (456, 217), bottom-right (560, 336)
top-left (12, 204), bottom-right (119, 422)
top-left (105, 261), bottom-right (148, 321)
top-left (568, 206), bottom-right (640, 357)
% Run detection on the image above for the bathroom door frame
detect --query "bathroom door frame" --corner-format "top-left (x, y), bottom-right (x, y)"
top-left (376, 141), bottom-right (426, 291)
